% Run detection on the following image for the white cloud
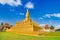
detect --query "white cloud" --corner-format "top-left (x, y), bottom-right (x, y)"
top-left (39, 17), bottom-right (43, 20)
top-left (25, 2), bottom-right (34, 9)
top-left (45, 14), bottom-right (51, 18)
top-left (20, 13), bottom-right (24, 15)
top-left (45, 13), bottom-right (60, 18)
top-left (0, 0), bottom-right (22, 6)
top-left (53, 13), bottom-right (60, 17)
top-left (40, 24), bottom-right (45, 27)
top-left (55, 25), bottom-right (60, 29)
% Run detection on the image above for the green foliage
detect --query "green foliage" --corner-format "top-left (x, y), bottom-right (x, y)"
top-left (50, 25), bottom-right (54, 29)
top-left (0, 22), bottom-right (4, 31)
top-left (1, 22), bottom-right (4, 26)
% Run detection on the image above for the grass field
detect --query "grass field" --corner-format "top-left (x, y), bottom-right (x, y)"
top-left (0, 32), bottom-right (60, 40)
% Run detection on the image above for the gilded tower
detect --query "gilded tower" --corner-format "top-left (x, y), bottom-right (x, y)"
top-left (7, 9), bottom-right (42, 35)
top-left (26, 9), bottom-right (30, 20)
top-left (24, 9), bottom-right (31, 23)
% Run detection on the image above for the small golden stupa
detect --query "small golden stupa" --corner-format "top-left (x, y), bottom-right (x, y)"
top-left (7, 9), bottom-right (42, 35)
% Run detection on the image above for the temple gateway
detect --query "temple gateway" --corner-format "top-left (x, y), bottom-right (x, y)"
top-left (7, 9), bottom-right (43, 35)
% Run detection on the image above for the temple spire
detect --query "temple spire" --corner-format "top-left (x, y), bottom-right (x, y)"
top-left (24, 9), bottom-right (31, 22)
top-left (26, 9), bottom-right (30, 18)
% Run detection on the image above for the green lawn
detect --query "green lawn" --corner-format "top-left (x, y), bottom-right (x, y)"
top-left (0, 32), bottom-right (60, 40)
top-left (43, 32), bottom-right (60, 36)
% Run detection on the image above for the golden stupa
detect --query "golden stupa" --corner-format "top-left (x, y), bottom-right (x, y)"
top-left (7, 9), bottom-right (42, 35)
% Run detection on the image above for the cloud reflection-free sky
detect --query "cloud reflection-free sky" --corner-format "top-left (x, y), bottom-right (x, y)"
top-left (0, 0), bottom-right (60, 28)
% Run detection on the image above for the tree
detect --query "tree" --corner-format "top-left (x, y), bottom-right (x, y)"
top-left (50, 25), bottom-right (54, 29)
top-left (0, 22), bottom-right (4, 31)
top-left (1, 22), bottom-right (4, 26)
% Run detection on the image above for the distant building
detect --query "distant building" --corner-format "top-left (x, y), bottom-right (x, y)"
top-left (0, 22), bottom-right (11, 31)
top-left (42, 24), bottom-right (55, 32)
top-left (55, 29), bottom-right (60, 32)
top-left (43, 24), bottom-right (50, 32)
top-left (4, 22), bottom-right (10, 29)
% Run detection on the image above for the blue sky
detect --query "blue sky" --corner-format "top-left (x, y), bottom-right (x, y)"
top-left (0, 0), bottom-right (60, 28)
